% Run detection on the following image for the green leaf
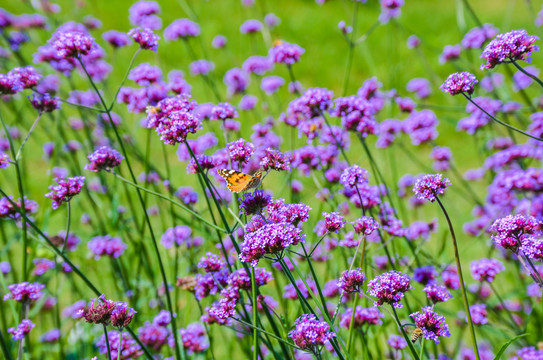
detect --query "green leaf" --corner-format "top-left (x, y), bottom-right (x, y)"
top-left (493, 333), bottom-right (529, 360)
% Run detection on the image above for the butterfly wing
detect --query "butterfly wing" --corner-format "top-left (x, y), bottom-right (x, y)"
top-left (217, 169), bottom-right (253, 193)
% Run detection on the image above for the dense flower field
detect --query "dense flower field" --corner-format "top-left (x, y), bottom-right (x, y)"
top-left (0, 0), bottom-right (542, 359)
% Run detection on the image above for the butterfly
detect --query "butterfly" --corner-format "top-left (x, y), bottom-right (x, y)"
top-left (217, 169), bottom-right (266, 193)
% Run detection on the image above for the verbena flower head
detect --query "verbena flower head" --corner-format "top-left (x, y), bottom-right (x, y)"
top-left (423, 284), bottom-right (452, 303)
top-left (97, 329), bottom-right (143, 359)
top-left (243, 55), bottom-right (273, 75)
top-left (240, 222), bottom-right (304, 266)
top-left (368, 270), bottom-right (413, 308)
top-left (322, 212), bottom-right (346, 233)
top-left (387, 334), bottom-right (407, 350)
top-left (410, 306), bottom-right (451, 344)
top-left (164, 18), bottom-right (200, 40)
top-left (0, 152), bottom-right (11, 168)
top-left (88, 235), bottom-right (127, 259)
top-left (0, 73), bottom-right (23, 95)
top-left (521, 236), bottom-right (543, 261)
top-left (340, 165), bottom-right (369, 188)
top-left (467, 304), bottom-right (488, 325)
top-left (110, 302), bottom-right (136, 328)
top-left (85, 146), bottom-right (124, 172)
top-left (9, 66), bottom-right (41, 89)
top-left (50, 31), bottom-right (95, 58)
top-left (227, 138), bottom-right (254, 164)
top-left (30, 93), bottom-right (60, 113)
top-left (102, 30), bottom-right (131, 48)
top-left (179, 322), bottom-right (209, 354)
top-left (41, 328), bottom-right (61, 343)
top-left (3, 282), bottom-right (45, 302)
top-left (240, 19), bottom-right (262, 34)
top-left (190, 59), bottom-right (214, 76)
top-left (146, 95), bottom-right (200, 145)
top-left (128, 27), bottom-right (159, 51)
top-left (338, 268), bottom-right (366, 293)
top-left (223, 67), bottom-right (250, 95)
top-left (212, 35), bottom-right (226, 48)
top-left (8, 319), bottom-right (35, 340)
top-left (481, 29), bottom-right (539, 69)
top-left (81, 294), bottom-right (116, 325)
top-left (440, 72), bottom-right (478, 96)
top-left (239, 190), bottom-right (272, 216)
top-left (269, 41), bottom-right (304, 65)
top-left (45, 176), bottom-right (85, 209)
top-left (470, 258), bottom-right (505, 282)
top-left (339, 306), bottom-right (384, 328)
top-left (351, 217), bottom-right (380, 235)
top-left (260, 148), bottom-right (291, 171)
top-left (490, 214), bottom-right (540, 252)
top-left (198, 252), bottom-right (226, 273)
top-left (413, 173), bottom-right (451, 202)
top-left (288, 314), bottom-right (336, 350)
top-left (129, 1), bottom-right (161, 29)
top-left (227, 268), bottom-right (273, 290)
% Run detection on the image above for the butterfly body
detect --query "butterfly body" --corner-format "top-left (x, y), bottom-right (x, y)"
top-left (217, 169), bottom-right (265, 193)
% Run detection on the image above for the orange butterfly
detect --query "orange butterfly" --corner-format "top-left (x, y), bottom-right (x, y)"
top-left (217, 169), bottom-right (266, 193)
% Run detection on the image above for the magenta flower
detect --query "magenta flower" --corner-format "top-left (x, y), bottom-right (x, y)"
top-left (440, 72), bottom-right (478, 96)
top-left (288, 314), bottom-right (336, 350)
top-left (413, 173), bottom-right (451, 202)
top-left (50, 31), bottom-right (95, 58)
top-left (240, 19), bottom-right (263, 34)
top-left (45, 176), bottom-right (85, 209)
top-left (30, 93), bottom-right (60, 113)
top-left (3, 282), bottom-right (45, 302)
top-left (212, 35), bottom-right (226, 48)
top-left (339, 306), bottom-right (384, 328)
top-left (164, 18), bottom-right (200, 40)
top-left (81, 294), bottom-right (116, 325)
top-left (197, 252), bottom-right (226, 273)
top-left (8, 319), bottom-right (35, 340)
top-left (88, 235), bottom-right (127, 259)
top-left (466, 304), bottom-right (488, 325)
top-left (269, 41), bottom-right (304, 65)
top-left (40, 328), bottom-right (61, 343)
top-left (368, 270), bottom-right (413, 308)
top-left (179, 322), bottom-right (209, 354)
top-left (239, 222), bottom-right (304, 266)
top-left (410, 306), bottom-right (451, 344)
top-left (128, 27), bottom-right (160, 51)
top-left (146, 95), bottom-right (200, 145)
top-left (239, 190), bottom-right (272, 216)
top-left (481, 29), bottom-right (539, 69)
top-left (0, 73), bottom-right (23, 95)
top-left (227, 138), bottom-right (254, 164)
top-left (0, 152), bottom-right (11, 168)
top-left (470, 258), bottom-right (505, 282)
top-left (260, 148), bottom-right (291, 171)
top-left (338, 268), bottom-right (366, 293)
top-left (351, 217), bottom-right (380, 235)
top-left (340, 165), bottom-right (369, 188)
top-left (423, 284), bottom-right (452, 303)
top-left (102, 30), bottom-right (131, 48)
top-left (387, 334), bottom-right (407, 350)
top-left (9, 66), bottom-right (41, 89)
top-left (97, 329), bottom-right (143, 359)
top-left (85, 146), bottom-right (123, 172)
top-left (490, 214), bottom-right (540, 252)
top-left (110, 302), bottom-right (136, 328)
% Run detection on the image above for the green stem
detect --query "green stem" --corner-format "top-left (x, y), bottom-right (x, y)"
top-left (108, 49), bottom-right (141, 111)
top-left (346, 295), bottom-right (359, 355)
top-left (117, 328), bottom-right (123, 360)
top-left (435, 197), bottom-right (480, 360)
top-left (391, 306), bottom-right (421, 360)
top-left (103, 324), bottom-right (112, 360)
top-left (111, 172), bottom-right (226, 233)
top-left (61, 201), bottom-right (71, 255)
top-left (251, 268), bottom-right (259, 360)
top-left (510, 59), bottom-right (543, 89)
top-left (15, 112), bottom-right (42, 161)
top-left (78, 56), bottom-right (185, 360)
top-left (462, 93), bottom-right (543, 142)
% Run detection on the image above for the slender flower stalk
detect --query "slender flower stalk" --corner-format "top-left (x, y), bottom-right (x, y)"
top-left (103, 324), bottom-right (112, 360)
top-left (76, 56), bottom-right (185, 360)
top-left (391, 306), bottom-right (421, 360)
top-left (461, 93), bottom-right (543, 142)
top-left (435, 197), bottom-right (480, 360)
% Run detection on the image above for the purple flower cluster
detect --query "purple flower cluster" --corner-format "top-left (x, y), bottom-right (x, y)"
top-left (164, 19), bottom-right (200, 40)
top-left (410, 307), bottom-right (450, 344)
top-left (481, 30), bottom-right (539, 69)
top-left (339, 306), bottom-right (384, 328)
top-left (288, 314), bottom-right (336, 350)
top-left (179, 322), bottom-right (208, 354)
top-left (146, 95), bottom-right (200, 145)
top-left (351, 217), bottom-right (380, 235)
top-left (470, 258), bottom-right (505, 282)
top-left (45, 176), bottom-right (85, 209)
top-left (85, 146), bottom-right (124, 172)
top-left (87, 235), bottom-right (127, 259)
top-left (338, 268), bottom-right (366, 293)
top-left (197, 252), bottom-right (226, 273)
top-left (129, 1), bottom-right (161, 29)
top-left (440, 72), bottom-right (478, 96)
top-left (8, 319), bottom-right (35, 340)
top-left (368, 270), bottom-right (413, 308)
top-left (413, 173), bottom-right (451, 202)
top-left (239, 190), bottom-right (272, 216)
top-left (423, 283), bottom-right (452, 303)
top-left (268, 41), bottom-right (304, 65)
top-left (340, 165), bottom-right (369, 188)
top-left (3, 282), bottom-right (45, 302)
top-left (322, 212), bottom-right (346, 233)
top-left (227, 138), bottom-right (254, 164)
top-left (49, 31), bottom-right (96, 59)
top-left (259, 148), bottom-right (291, 171)
top-left (128, 27), bottom-right (159, 51)
top-left (96, 329), bottom-right (143, 359)
top-left (490, 214), bottom-right (540, 252)
top-left (240, 222), bottom-right (304, 266)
